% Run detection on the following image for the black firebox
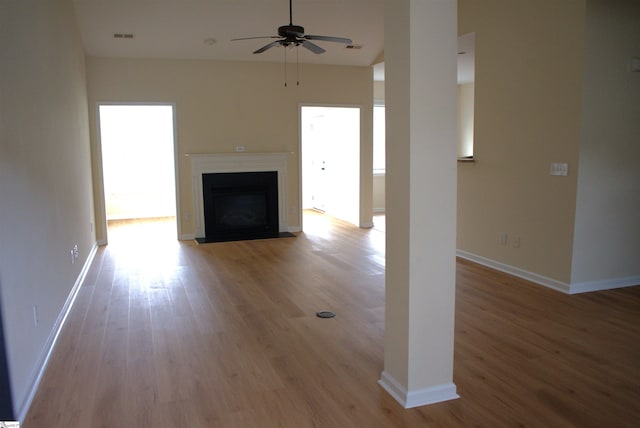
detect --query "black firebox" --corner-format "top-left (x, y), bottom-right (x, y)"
top-left (199, 171), bottom-right (282, 243)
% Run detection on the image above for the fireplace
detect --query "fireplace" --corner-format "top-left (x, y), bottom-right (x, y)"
top-left (189, 152), bottom-right (292, 243)
top-left (201, 171), bottom-right (279, 242)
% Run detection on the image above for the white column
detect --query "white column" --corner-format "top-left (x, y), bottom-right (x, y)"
top-left (379, 0), bottom-right (459, 408)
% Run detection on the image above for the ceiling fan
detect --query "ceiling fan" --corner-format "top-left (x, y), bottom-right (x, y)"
top-left (232, 0), bottom-right (353, 55)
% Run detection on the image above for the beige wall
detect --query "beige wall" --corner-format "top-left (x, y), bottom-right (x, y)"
top-left (373, 174), bottom-right (386, 212)
top-left (0, 0), bottom-right (95, 417)
top-left (85, 58), bottom-right (374, 240)
top-left (571, 0), bottom-right (640, 285)
top-left (373, 80), bottom-right (385, 101)
top-left (457, 0), bottom-right (586, 283)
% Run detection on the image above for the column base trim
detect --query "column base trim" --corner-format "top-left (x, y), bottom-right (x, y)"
top-left (378, 371), bottom-right (459, 408)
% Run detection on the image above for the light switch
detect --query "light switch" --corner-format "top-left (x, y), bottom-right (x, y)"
top-left (550, 162), bottom-right (568, 176)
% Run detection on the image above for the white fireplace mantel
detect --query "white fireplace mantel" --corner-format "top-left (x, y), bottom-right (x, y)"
top-left (189, 152), bottom-right (289, 239)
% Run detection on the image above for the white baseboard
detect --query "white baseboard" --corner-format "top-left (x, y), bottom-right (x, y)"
top-left (379, 371), bottom-right (459, 408)
top-left (288, 226), bottom-right (302, 233)
top-left (456, 250), bottom-right (570, 293)
top-left (569, 275), bottom-right (640, 294)
top-left (16, 242), bottom-right (99, 422)
top-left (456, 250), bottom-right (639, 295)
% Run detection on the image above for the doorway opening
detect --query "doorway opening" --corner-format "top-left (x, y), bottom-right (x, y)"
top-left (300, 105), bottom-right (360, 229)
top-left (98, 104), bottom-right (178, 243)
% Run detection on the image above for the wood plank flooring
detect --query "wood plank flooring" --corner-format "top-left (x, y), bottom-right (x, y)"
top-left (23, 213), bottom-right (640, 427)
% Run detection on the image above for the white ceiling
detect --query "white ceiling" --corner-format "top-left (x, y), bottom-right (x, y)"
top-left (73, 0), bottom-right (473, 82)
top-left (73, 0), bottom-right (384, 67)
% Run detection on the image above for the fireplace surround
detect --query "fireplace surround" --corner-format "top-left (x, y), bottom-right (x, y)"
top-left (190, 152), bottom-right (289, 241)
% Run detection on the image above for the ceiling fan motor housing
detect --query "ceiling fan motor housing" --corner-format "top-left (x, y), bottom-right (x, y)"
top-left (279, 24), bottom-right (305, 39)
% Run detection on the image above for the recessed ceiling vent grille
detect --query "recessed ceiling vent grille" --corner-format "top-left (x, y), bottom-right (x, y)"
top-left (345, 44), bottom-right (362, 50)
top-left (113, 33), bottom-right (134, 39)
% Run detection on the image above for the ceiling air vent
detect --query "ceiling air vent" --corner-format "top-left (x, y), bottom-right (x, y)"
top-left (345, 44), bottom-right (362, 50)
top-left (113, 33), bottom-right (134, 39)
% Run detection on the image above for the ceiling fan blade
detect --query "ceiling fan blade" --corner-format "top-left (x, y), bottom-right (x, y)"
top-left (304, 35), bottom-right (353, 44)
top-left (231, 36), bottom-right (280, 41)
top-left (301, 40), bottom-right (326, 54)
top-left (254, 40), bottom-right (283, 54)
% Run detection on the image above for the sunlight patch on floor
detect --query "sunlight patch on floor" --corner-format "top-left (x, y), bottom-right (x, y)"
top-left (106, 217), bottom-right (181, 276)
top-left (373, 214), bottom-right (385, 232)
top-left (301, 209), bottom-right (336, 238)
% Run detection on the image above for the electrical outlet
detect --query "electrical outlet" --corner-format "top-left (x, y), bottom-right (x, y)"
top-left (235, 145), bottom-right (245, 152)
top-left (512, 236), bottom-right (521, 248)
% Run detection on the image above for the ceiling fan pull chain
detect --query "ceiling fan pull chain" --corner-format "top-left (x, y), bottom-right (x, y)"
top-left (284, 46), bottom-right (288, 87)
top-left (296, 47), bottom-right (300, 86)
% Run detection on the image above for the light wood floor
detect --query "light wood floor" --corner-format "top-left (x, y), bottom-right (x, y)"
top-left (24, 213), bottom-right (640, 427)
